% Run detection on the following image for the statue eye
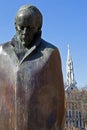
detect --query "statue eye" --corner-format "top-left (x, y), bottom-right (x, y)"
top-left (17, 25), bottom-right (24, 31)
top-left (27, 26), bottom-right (34, 30)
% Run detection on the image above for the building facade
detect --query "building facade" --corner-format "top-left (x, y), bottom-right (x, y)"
top-left (65, 45), bottom-right (87, 130)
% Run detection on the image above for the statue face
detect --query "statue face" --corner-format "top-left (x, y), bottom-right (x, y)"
top-left (15, 12), bottom-right (38, 48)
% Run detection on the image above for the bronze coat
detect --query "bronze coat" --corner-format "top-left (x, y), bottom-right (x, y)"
top-left (0, 38), bottom-right (65, 130)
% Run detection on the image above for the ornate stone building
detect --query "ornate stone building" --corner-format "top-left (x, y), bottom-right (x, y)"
top-left (65, 45), bottom-right (87, 130)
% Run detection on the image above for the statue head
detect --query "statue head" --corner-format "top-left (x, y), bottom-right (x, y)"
top-left (15, 5), bottom-right (43, 48)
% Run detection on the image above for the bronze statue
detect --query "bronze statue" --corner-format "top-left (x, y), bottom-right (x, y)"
top-left (0, 5), bottom-right (65, 130)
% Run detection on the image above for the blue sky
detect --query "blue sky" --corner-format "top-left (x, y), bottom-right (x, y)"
top-left (0, 0), bottom-right (87, 88)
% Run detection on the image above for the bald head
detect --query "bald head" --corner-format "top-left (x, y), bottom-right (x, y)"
top-left (15, 5), bottom-right (43, 31)
top-left (14, 5), bottom-right (43, 47)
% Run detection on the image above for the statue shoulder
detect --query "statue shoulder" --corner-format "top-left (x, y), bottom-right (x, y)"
top-left (0, 41), bottom-right (13, 52)
top-left (0, 41), bottom-right (11, 48)
top-left (40, 39), bottom-right (60, 55)
top-left (0, 41), bottom-right (15, 58)
top-left (41, 39), bottom-right (57, 49)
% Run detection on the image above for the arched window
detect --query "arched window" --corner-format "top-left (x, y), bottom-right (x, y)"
top-left (76, 120), bottom-right (78, 127)
top-left (69, 111), bottom-right (71, 118)
top-left (76, 111), bottom-right (78, 118)
top-left (66, 111), bottom-right (68, 118)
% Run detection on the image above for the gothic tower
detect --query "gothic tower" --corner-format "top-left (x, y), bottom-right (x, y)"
top-left (66, 45), bottom-right (77, 90)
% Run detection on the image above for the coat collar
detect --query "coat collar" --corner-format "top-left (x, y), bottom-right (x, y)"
top-left (11, 34), bottom-right (41, 64)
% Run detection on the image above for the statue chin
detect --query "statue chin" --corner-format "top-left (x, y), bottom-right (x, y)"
top-left (21, 41), bottom-right (29, 48)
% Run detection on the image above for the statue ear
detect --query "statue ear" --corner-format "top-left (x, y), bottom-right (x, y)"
top-left (37, 29), bottom-right (42, 37)
top-left (31, 30), bottom-right (41, 46)
top-left (34, 30), bottom-right (42, 40)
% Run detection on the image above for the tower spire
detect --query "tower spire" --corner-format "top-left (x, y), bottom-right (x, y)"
top-left (66, 44), bottom-right (76, 87)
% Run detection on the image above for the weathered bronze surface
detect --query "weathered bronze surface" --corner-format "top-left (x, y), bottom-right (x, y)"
top-left (0, 5), bottom-right (65, 130)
